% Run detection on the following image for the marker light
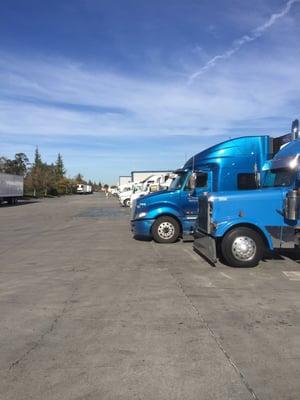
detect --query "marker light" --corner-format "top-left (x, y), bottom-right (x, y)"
top-left (137, 212), bottom-right (147, 218)
top-left (289, 154), bottom-right (300, 169)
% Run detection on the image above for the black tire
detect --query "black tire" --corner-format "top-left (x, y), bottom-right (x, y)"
top-left (221, 227), bottom-right (264, 268)
top-left (152, 216), bottom-right (180, 243)
top-left (124, 198), bottom-right (130, 207)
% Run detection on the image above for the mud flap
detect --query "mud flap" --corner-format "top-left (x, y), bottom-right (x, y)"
top-left (193, 232), bottom-right (217, 264)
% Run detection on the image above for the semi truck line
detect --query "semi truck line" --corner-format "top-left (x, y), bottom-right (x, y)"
top-left (112, 118), bottom-right (300, 268)
top-left (129, 129), bottom-right (291, 244)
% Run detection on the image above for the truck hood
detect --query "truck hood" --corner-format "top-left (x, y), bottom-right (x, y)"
top-left (208, 187), bottom-right (288, 202)
top-left (135, 188), bottom-right (177, 205)
top-left (209, 187), bottom-right (289, 226)
top-left (119, 190), bottom-right (132, 198)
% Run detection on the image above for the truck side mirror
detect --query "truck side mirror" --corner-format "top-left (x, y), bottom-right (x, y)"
top-left (189, 173), bottom-right (196, 190)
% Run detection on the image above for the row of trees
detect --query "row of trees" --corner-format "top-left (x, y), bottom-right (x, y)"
top-left (0, 148), bottom-right (104, 197)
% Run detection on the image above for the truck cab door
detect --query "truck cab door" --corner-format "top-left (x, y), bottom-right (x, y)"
top-left (180, 171), bottom-right (211, 218)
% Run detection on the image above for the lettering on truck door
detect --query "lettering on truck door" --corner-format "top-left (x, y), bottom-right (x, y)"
top-left (181, 171), bottom-right (211, 219)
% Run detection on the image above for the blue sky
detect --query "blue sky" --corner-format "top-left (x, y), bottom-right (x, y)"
top-left (1, 0), bottom-right (300, 184)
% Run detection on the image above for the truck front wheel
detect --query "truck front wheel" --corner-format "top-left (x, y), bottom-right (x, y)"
top-left (152, 216), bottom-right (180, 243)
top-left (124, 198), bottom-right (130, 207)
top-left (221, 227), bottom-right (264, 268)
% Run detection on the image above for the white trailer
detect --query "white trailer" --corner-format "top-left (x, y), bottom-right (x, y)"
top-left (76, 184), bottom-right (93, 194)
top-left (119, 176), bottom-right (132, 186)
top-left (0, 173), bottom-right (24, 205)
top-left (131, 170), bottom-right (172, 183)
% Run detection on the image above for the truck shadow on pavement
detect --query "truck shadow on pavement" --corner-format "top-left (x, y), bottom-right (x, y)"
top-left (264, 249), bottom-right (300, 264)
top-left (133, 235), bottom-right (153, 242)
top-left (0, 200), bottom-right (39, 208)
top-left (194, 247), bottom-right (300, 267)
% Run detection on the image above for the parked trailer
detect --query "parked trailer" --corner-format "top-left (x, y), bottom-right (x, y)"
top-left (76, 184), bottom-right (93, 194)
top-left (131, 170), bottom-right (172, 183)
top-left (119, 176), bottom-right (132, 186)
top-left (0, 173), bottom-right (24, 205)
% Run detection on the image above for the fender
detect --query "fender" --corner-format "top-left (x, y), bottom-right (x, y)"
top-left (144, 202), bottom-right (184, 221)
top-left (215, 218), bottom-right (273, 250)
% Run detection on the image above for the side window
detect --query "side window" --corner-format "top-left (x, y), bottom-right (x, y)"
top-left (185, 173), bottom-right (208, 190)
top-left (274, 171), bottom-right (294, 187)
top-left (195, 173), bottom-right (208, 188)
top-left (237, 173), bottom-right (258, 190)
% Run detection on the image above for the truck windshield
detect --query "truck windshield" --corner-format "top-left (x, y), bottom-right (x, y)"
top-left (262, 168), bottom-right (296, 188)
top-left (169, 173), bottom-right (188, 190)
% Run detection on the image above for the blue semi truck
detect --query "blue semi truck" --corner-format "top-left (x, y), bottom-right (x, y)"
top-left (131, 133), bottom-right (290, 243)
top-left (193, 120), bottom-right (300, 267)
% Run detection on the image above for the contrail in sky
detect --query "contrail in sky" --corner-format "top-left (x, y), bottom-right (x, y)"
top-left (188, 0), bottom-right (300, 83)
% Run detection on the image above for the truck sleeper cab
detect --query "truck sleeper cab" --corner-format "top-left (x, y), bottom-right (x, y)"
top-left (193, 121), bottom-right (300, 267)
top-left (131, 135), bottom-right (274, 243)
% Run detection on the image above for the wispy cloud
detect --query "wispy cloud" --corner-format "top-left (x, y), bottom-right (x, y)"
top-left (188, 0), bottom-right (300, 83)
top-left (1, 37), bottom-right (300, 143)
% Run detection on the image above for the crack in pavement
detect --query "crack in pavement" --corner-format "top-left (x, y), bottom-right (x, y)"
top-left (8, 285), bottom-right (78, 371)
top-left (151, 243), bottom-right (260, 400)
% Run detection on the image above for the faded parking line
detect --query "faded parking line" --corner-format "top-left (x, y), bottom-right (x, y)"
top-left (219, 271), bottom-right (234, 280)
top-left (282, 271), bottom-right (300, 281)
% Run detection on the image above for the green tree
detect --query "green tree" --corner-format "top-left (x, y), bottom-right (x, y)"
top-left (55, 153), bottom-right (66, 178)
top-left (13, 153), bottom-right (30, 176)
top-left (75, 173), bottom-right (84, 183)
top-left (30, 147), bottom-right (43, 197)
top-left (53, 153), bottom-right (68, 195)
top-left (0, 157), bottom-right (8, 173)
top-left (40, 163), bottom-right (56, 196)
top-left (34, 147), bottom-right (42, 169)
top-left (0, 153), bottom-right (29, 176)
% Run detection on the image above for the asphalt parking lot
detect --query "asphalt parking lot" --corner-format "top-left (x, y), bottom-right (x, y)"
top-left (0, 193), bottom-right (299, 400)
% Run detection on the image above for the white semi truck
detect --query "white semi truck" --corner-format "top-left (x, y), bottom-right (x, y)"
top-left (119, 174), bottom-right (172, 207)
top-left (130, 174), bottom-right (173, 206)
top-left (0, 173), bottom-right (24, 205)
top-left (118, 182), bottom-right (143, 207)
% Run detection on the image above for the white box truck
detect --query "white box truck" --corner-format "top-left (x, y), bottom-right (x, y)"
top-left (0, 173), bottom-right (24, 205)
top-left (76, 184), bottom-right (93, 194)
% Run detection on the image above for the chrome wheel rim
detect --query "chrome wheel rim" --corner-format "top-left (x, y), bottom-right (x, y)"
top-left (157, 222), bottom-right (175, 240)
top-left (232, 236), bottom-right (256, 261)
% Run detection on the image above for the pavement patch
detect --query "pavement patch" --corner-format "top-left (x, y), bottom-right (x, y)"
top-left (77, 207), bottom-right (130, 219)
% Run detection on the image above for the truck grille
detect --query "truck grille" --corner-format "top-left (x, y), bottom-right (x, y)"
top-left (196, 196), bottom-right (211, 233)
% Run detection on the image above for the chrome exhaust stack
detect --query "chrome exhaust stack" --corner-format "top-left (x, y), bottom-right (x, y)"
top-left (285, 190), bottom-right (300, 221)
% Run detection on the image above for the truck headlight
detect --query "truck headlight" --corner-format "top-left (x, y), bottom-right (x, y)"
top-left (137, 212), bottom-right (147, 218)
